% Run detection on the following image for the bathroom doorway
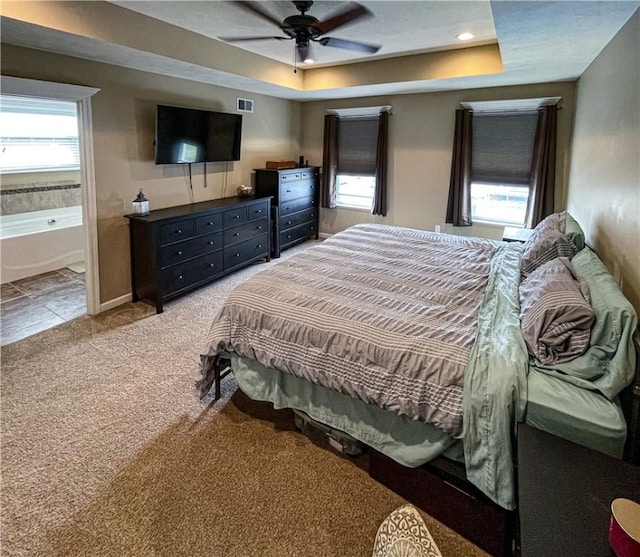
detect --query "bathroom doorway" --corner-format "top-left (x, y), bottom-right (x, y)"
top-left (0, 78), bottom-right (100, 346)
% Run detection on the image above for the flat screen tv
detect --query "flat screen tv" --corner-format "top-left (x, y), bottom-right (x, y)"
top-left (155, 104), bottom-right (242, 164)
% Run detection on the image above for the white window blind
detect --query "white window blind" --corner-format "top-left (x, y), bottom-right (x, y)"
top-left (0, 95), bottom-right (80, 173)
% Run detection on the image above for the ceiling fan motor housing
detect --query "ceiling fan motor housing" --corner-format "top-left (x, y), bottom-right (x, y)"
top-left (282, 14), bottom-right (321, 46)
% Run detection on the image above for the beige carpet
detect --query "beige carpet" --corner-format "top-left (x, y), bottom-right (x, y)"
top-left (1, 243), bottom-right (488, 556)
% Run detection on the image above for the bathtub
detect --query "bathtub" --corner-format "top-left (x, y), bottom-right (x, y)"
top-left (0, 206), bottom-right (85, 284)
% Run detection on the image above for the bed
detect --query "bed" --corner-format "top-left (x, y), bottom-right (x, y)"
top-left (198, 216), bottom-right (638, 516)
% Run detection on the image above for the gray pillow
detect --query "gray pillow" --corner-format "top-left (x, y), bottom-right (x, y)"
top-left (520, 257), bottom-right (594, 365)
top-left (521, 214), bottom-right (578, 277)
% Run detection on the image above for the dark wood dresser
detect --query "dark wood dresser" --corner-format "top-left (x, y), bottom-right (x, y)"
top-left (125, 196), bottom-right (270, 313)
top-left (254, 167), bottom-right (319, 257)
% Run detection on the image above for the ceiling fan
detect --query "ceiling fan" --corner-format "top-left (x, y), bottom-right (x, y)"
top-left (220, 1), bottom-right (381, 64)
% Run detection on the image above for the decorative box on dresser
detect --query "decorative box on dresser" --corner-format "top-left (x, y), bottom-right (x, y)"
top-left (254, 167), bottom-right (319, 258)
top-left (125, 196), bottom-right (270, 313)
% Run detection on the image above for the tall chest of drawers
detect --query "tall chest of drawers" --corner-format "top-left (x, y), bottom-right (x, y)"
top-left (254, 167), bottom-right (319, 258)
top-left (125, 196), bottom-right (270, 313)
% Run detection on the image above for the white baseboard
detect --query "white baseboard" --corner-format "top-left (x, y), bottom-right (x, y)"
top-left (318, 232), bottom-right (333, 239)
top-left (99, 293), bottom-right (132, 313)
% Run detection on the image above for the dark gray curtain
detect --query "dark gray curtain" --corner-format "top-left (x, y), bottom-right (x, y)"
top-left (526, 105), bottom-right (557, 227)
top-left (321, 114), bottom-right (338, 209)
top-left (446, 109), bottom-right (473, 227)
top-left (372, 110), bottom-right (388, 216)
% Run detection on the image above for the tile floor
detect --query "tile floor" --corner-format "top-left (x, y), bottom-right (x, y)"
top-left (1, 268), bottom-right (86, 346)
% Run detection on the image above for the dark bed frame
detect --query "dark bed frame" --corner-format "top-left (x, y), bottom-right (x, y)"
top-left (211, 333), bottom-right (640, 557)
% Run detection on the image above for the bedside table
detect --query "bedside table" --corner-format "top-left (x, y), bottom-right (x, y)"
top-left (518, 424), bottom-right (640, 557)
top-left (503, 226), bottom-right (534, 243)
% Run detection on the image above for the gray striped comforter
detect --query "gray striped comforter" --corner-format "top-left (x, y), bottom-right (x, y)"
top-left (201, 224), bottom-right (500, 437)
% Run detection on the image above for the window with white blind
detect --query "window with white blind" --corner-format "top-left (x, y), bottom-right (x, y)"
top-left (336, 116), bottom-right (379, 210)
top-left (470, 110), bottom-right (538, 226)
top-left (0, 95), bottom-right (80, 174)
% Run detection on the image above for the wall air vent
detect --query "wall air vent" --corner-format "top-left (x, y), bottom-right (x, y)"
top-left (237, 98), bottom-right (254, 113)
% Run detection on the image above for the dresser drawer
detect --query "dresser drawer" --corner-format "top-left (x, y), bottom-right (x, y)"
top-left (192, 231), bottom-right (223, 254)
top-left (224, 218), bottom-right (268, 246)
top-left (299, 168), bottom-right (317, 181)
top-left (159, 232), bottom-right (222, 268)
top-left (279, 172), bottom-right (302, 183)
top-left (159, 219), bottom-right (194, 245)
top-left (223, 206), bottom-right (248, 228)
top-left (280, 180), bottom-right (317, 203)
top-left (280, 208), bottom-right (317, 230)
top-left (195, 213), bottom-right (222, 236)
top-left (248, 200), bottom-right (269, 221)
top-left (161, 251), bottom-right (223, 293)
top-left (224, 233), bottom-right (269, 270)
top-left (187, 250), bottom-right (224, 283)
top-left (279, 195), bottom-right (317, 217)
top-left (280, 221), bottom-right (316, 247)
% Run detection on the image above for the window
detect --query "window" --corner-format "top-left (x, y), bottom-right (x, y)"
top-left (336, 175), bottom-right (376, 209)
top-left (0, 95), bottom-right (80, 174)
top-left (336, 115), bottom-right (379, 210)
top-left (470, 110), bottom-right (538, 226)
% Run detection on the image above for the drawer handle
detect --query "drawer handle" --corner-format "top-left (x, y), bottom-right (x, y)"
top-left (287, 235), bottom-right (292, 239)
top-left (207, 221), bottom-right (214, 226)
top-left (257, 225), bottom-right (262, 230)
top-left (176, 250), bottom-right (183, 255)
top-left (257, 244), bottom-right (262, 249)
top-left (233, 215), bottom-right (240, 219)
top-left (178, 274), bottom-right (183, 280)
top-left (209, 263), bottom-right (215, 268)
top-left (235, 253), bottom-right (241, 257)
top-left (311, 201), bottom-right (316, 205)
top-left (285, 206), bottom-right (290, 211)
top-left (286, 220), bottom-right (292, 225)
top-left (311, 213), bottom-right (315, 218)
top-left (233, 232), bottom-right (240, 237)
top-left (286, 189), bottom-right (291, 193)
top-left (207, 241), bottom-right (214, 245)
top-left (254, 209), bottom-right (262, 214)
top-left (176, 229), bottom-right (182, 234)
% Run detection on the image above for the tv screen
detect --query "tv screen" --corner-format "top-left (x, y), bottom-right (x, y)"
top-left (155, 105), bottom-right (242, 164)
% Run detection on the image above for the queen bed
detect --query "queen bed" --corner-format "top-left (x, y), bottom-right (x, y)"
top-left (198, 215), bottom-right (638, 517)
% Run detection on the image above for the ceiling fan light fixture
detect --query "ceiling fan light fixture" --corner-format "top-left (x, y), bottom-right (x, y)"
top-left (456, 32), bottom-right (475, 41)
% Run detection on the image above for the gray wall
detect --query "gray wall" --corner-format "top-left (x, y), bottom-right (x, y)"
top-left (567, 9), bottom-right (640, 315)
top-left (301, 82), bottom-right (576, 241)
top-left (1, 44), bottom-right (302, 303)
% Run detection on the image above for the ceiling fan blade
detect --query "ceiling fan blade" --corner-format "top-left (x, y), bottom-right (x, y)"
top-left (227, 1), bottom-right (283, 29)
top-left (220, 36), bottom-right (291, 42)
top-left (318, 36), bottom-right (381, 54)
top-left (314, 2), bottom-right (373, 35)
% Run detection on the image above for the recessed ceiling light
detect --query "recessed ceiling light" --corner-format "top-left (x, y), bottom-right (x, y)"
top-left (456, 32), bottom-right (475, 41)
top-left (304, 58), bottom-right (314, 64)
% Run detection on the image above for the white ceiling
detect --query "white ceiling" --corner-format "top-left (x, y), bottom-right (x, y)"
top-left (1, 1), bottom-right (639, 101)
top-left (111, 1), bottom-right (498, 67)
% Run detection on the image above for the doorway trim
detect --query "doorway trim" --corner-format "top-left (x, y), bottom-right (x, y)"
top-left (2, 76), bottom-right (102, 314)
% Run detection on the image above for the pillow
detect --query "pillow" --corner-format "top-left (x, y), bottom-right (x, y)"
top-left (519, 257), bottom-right (594, 365)
top-left (564, 212), bottom-right (586, 251)
top-left (528, 247), bottom-right (638, 399)
top-left (372, 504), bottom-right (442, 557)
top-left (520, 214), bottom-right (578, 277)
